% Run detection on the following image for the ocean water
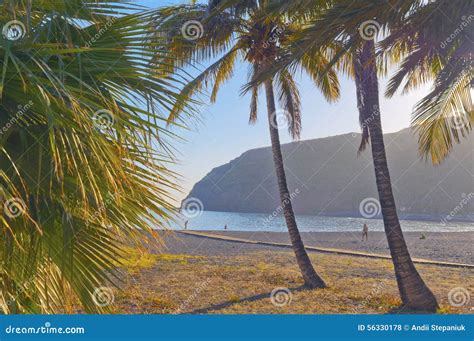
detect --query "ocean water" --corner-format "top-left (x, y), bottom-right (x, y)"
top-left (171, 210), bottom-right (474, 233)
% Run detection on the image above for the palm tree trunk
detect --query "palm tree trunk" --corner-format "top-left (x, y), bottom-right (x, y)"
top-left (264, 79), bottom-right (326, 289)
top-left (355, 40), bottom-right (438, 311)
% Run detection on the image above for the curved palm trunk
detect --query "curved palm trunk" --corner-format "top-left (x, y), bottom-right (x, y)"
top-left (355, 40), bottom-right (438, 311)
top-left (264, 80), bottom-right (326, 289)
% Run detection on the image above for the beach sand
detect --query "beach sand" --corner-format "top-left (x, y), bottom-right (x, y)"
top-left (112, 231), bottom-right (473, 314)
top-left (158, 231), bottom-right (473, 265)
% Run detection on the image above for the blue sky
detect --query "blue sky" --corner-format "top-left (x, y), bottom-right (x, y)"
top-left (140, 0), bottom-right (430, 204)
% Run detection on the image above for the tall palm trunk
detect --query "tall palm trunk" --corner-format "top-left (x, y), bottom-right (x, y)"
top-left (355, 40), bottom-right (438, 311)
top-left (264, 79), bottom-right (326, 289)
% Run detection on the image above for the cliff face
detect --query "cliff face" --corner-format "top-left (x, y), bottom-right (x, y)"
top-left (185, 129), bottom-right (474, 220)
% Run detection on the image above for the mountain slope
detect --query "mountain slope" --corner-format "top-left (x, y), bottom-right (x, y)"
top-left (185, 129), bottom-right (474, 220)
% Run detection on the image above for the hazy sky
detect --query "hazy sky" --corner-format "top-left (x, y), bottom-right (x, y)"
top-left (139, 0), bottom-right (431, 204)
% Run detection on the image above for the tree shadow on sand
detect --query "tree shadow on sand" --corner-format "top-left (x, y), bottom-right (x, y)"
top-left (187, 286), bottom-right (308, 314)
top-left (187, 287), bottom-right (437, 314)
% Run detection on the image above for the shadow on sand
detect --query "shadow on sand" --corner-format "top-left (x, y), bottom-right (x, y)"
top-left (187, 285), bottom-right (308, 314)
top-left (187, 286), bottom-right (437, 314)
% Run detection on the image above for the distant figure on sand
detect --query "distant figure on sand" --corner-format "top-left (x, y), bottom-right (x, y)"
top-left (362, 223), bottom-right (368, 241)
top-left (184, 220), bottom-right (188, 230)
top-left (224, 224), bottom-right (227, 230)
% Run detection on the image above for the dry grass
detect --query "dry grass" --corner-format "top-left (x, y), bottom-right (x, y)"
top-left (112, 248), bottom-right (473, 314)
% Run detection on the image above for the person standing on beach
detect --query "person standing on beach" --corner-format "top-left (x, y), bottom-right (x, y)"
top-left (362, 223), bottom-right (369, 241)
top-left (184, 220), bottom-right (188, 230)
top-left (224, 224), bottom-right (227, 230)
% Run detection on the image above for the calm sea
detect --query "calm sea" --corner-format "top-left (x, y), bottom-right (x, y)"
top-left (170, 210), bottom-right (473, 232)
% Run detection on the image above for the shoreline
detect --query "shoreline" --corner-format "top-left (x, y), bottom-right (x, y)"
top-left (181, 210), bottom-right (474, 224)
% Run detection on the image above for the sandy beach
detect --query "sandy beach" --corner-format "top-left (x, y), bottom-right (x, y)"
top-left (158, 231), bottom-right (473, 265)
top-left (111, 230), bottom-right (473, 314)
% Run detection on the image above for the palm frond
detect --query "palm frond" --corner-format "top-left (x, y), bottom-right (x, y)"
top-left (167, 47), bottom-right (240, 123)
top-left (413, 63), bottom-right (473, 164)
top-left (248, 63), bottom-right (260, 124)
top-left (275, 69), bottom-right (302, 139)
top-left (0, 2), bottom-right (192, 313)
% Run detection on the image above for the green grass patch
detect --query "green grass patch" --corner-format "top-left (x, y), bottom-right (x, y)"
top-left (115, 247), bottom-right (158, 273)
top-left (114, 248), bottom-right (206, 274)
top-left (155, 254), bottom-right (205, 264)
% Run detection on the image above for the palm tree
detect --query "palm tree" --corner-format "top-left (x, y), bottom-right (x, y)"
top-left (0, 1), bottom-right (188, 313)
top-left (355, 1), bottom-right (473, 309)
top-left (245, 0), bottom-right (440, 310)
top-left (353, 39), bottom-right (438, 311)
top-left (156, 0), bottom-right (340, 288)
